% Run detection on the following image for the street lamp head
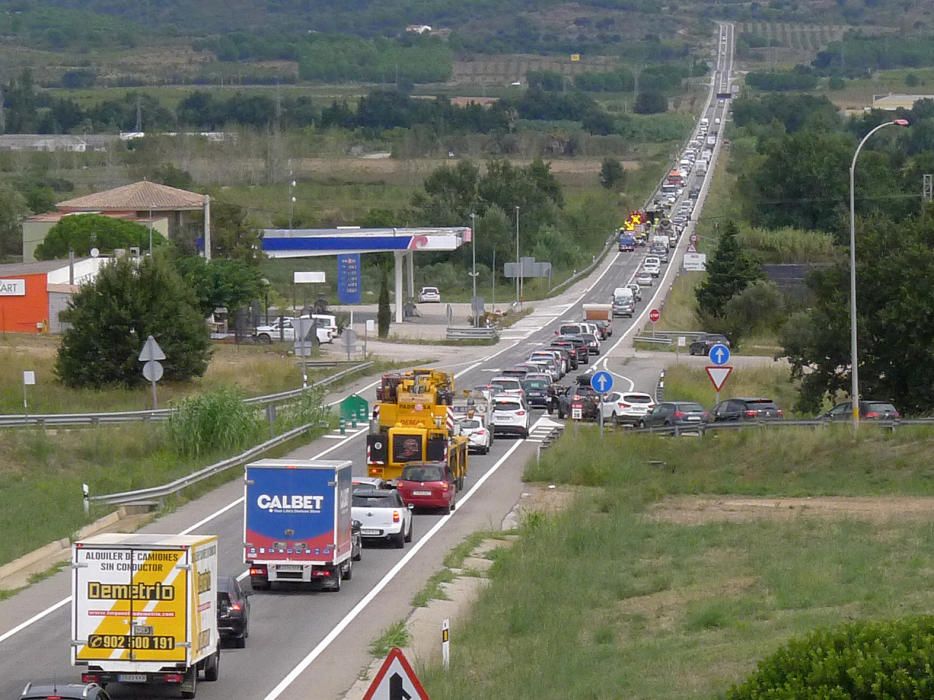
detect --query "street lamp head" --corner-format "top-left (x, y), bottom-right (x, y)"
top-left (893, 118), bottom-right (910, 127)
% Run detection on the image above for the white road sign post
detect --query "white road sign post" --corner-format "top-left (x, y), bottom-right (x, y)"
top-left (138, 335), bottom-right (166, 410)
top-left (22, 370), bottom-right (35, 419)
top-left (442, 618), bottom-right (450, 670)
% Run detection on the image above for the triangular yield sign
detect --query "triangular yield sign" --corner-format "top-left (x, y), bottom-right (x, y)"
top-left (706, 365), bottom-right (733, 392)
top-left (363, 647), bottom-right (429, 700)
top-left (138, 334), bottom-right (166, 362)
top-left (686, 243), bottom-right (697, 253)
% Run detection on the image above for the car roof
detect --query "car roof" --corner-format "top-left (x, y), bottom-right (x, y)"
top-left (21, 684), bottom-right (105, 699)
top-left (353, 489), bottom-right (396, 499)
top-left (491, 376), bottom-right (521, 382)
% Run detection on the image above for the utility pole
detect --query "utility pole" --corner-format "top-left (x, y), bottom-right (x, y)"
top-left (135, 95), bottom-right (142, 133)
top-left (469, 212), bottom-right (478, 326)
top-left (0, 86), bottom-right (6, 135)
top-left (288, 160), bottom-right (296, 230)
top-left (514, 206), bottom-right (520, 307)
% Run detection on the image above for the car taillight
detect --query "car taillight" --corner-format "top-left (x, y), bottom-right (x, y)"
top-left (393, 510), bottom-right (401, 523)
top-left (476, 429), bottom-right (486, 436)
top-left (516, 410), bottom-right (526, 416)
top-left (777, 408), bottom-right (784, 417)
top-left (744, 410), bottom-right (757, 418)
top-left (249, 565), bottom-right (267, 576)
top-left (618, 402), bottom-right (630, 408)
top-left (81, 674), bottom-right (101, 684)
top-left (440, 483), bottom-right (449, 490)
top-left (164, 674), bottom-right (185, 684)
top-left (230, 602), bottom-right (241, 612)
top-left (673, 410), bottom-right (684, 419)
top-left (864, 411), bottom-right (878, 418)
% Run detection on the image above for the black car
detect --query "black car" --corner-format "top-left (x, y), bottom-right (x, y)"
top-left (555, 335), bottom-right (590, 364)
top-left (580, 333), bottom-right (600, 355)
top-left (711, 397), bottom-right (783, 422)
top-left (689, 334), bottom-right (731, 356)
top-left (218, 574), bottom-right (251, 647)
top-left (639, 401), bottom-right (708, 429)
top-left (522, 378), bottom-right (551, 408)
top-left (821, 400), bottom-right (900, 421)
top-left (569, 386), bottom-right (601, 421)
top-left (20, 684), bottom-right (111, 700)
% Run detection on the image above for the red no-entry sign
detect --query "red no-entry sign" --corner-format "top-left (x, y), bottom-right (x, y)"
top-left (649, 308), bottom-right (660, 323)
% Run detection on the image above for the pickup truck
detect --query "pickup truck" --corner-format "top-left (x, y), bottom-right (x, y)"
top-left (253, 316), bottom-right (332, 344)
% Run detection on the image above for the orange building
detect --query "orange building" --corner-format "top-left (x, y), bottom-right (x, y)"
top-left (0, 258), bottom-right (110, 334)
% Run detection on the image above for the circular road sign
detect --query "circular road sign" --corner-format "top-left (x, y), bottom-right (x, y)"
top-left (708, 343), bottom-right (731, 366)
top-left (142, 360), bottom-right (164, 383)
top-left (590, 370), bottom-right (613, 394)
top-left (649, 308), bottom-right (660, 324)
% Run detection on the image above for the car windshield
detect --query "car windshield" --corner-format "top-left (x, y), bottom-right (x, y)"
top-left (460, 419), bottom-right (481, 429)
top-left (352, 493), bottom-right (395, 507)
top-left (522, 380), bottom-right (549, 390)
top-left (493, 399), bottom-right (521, 411)
top-left (559, 325), bottom-right (581, 335)
top-left (401, 466), bottom-right (445, 482)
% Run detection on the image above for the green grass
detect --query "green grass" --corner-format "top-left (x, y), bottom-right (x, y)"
top-left (419, 424), bottom-right (934, 699)
top-left (369, 619), bottom-right (410, 658)
top-left (661, 363), bottom-right (799, 414)
top-left (411, 568), bottom-right (456, 608)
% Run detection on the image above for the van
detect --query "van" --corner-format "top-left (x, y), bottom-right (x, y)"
top-left (612, 287), bottom-right (634, 304)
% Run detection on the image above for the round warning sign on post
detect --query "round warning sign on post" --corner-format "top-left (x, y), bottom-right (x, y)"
top-left (649, 309), bottom-right (660, 324)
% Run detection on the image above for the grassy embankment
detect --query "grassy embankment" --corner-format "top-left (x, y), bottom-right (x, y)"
top-left (419, 416), bottom-right (934, 699)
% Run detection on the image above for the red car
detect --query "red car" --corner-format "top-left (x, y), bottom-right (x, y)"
top-left (396, 462), bottom-right (458, 514)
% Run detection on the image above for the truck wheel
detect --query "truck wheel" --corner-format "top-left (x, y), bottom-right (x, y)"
top-left (342, 558), bottom-right (353, 581)
top-left (204, 650), bottom-right (220, 681)
top-left (256, 333), bottom-right (272, 344)
top-left (234, 630), bottom-right (246, 649)
top-left (329, 568), bottom-right (342, 592)
top-left (180, 667), bottom-right (197, 698)
top-left (392, 531), bottom-right (405, 549)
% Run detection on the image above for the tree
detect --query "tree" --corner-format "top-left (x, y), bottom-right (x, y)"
top-left (172, 255), bottom-right (263, 318)
top-left (35, 214), bottom-right (165, 260)
top-left (634, 91), bottom-right (668, 114)
top-left (206, 200), bottom-right (264, 263)
top-left (780, 210), bottom-right (934, 414)
top-left (56, 253), bottom-right (211, 388)
top-left (0, 186), bottom-right (28, 258)
top-left (695, 221), bottom-right (762, 319)
top-left (377, 267), bottom-right (391, 338)
top-left (599, 158), bottom-right (626, 190)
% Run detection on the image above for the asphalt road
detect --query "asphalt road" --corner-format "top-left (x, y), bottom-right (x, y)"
top-left (0, 24), bottom-right (734, 700)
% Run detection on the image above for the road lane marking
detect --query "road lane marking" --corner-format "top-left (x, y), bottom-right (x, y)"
top-left (263, 438), bottom-right (526, 699)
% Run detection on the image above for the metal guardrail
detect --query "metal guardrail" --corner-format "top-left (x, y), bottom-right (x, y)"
top-left (446, 327), bottom-right (499, 341)
top-left (634, 336), bottom-right (673, 346)
top-left (88, 421), bottom-right (327, 506)
top-left (0, 362), bottom-right (372, 428)
top-left (613, 417), bottom-right (934, 437)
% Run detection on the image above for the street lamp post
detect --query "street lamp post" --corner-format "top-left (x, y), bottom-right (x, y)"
top-left (469, 212), bottom-right (478, 326)
top-left (848, 118), bottom-right (909, 428)
top-left (514, 205), bottom-right (520, 306)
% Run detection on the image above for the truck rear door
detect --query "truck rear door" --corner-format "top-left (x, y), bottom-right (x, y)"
top-left (73, 545), bottom-right (189, 667)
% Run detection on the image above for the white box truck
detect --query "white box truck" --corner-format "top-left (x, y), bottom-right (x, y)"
top-left (71, 533), bottom-right (220, 698)
top-left (244, 459), bottom-right (356, 592)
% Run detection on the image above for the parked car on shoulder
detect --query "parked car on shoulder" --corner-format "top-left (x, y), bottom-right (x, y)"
top-left (688, 334), bottom-right (731, 356)
top-left (417, 286), bottom-right (441, 303)
top-left (352, 488), bottom-right (414, 547)
top-left (601, 391), bottom-right (656, 426)
top-left (821, 400), bottom-right (900, 421)
top-left (710, 397), bottom-right (784, 422)
top-left (397, 462), bottom-right (458, 513)
top-left (639, 401), bottom-right (708, 430)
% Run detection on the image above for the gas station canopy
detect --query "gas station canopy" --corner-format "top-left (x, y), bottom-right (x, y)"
top-left (261, 227), bottom-right (469, 258)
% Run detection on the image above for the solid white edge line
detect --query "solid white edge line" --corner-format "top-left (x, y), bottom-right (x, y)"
top-left (263, 438), bottom-right (526, 700)
top-left (0, 597), bottom-right (70, 646)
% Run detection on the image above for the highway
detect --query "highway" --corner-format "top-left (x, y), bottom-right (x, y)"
top-left (0, 24), bottom-right (734, 700)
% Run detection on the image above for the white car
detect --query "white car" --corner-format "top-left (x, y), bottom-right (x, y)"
top-left (418, 286), bottom-right (441, 303)
top-left (460, 415), bottom-right (493, 454)
top-left (636, 272), bottom-right (654, 287)
top-left (351, 488), bottom-right (413, 548)
top-left (491, 395), bottom-right (531, 438)
top-left (253, 317), bottom-right (331, 344)
top-left (491, 376), bottom-right (524, 398)
top-left (601, 392), bottom-right (656, 426)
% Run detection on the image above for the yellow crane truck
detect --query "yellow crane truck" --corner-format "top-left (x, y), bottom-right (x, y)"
top-left (366, 369), bottom-right (468, 489)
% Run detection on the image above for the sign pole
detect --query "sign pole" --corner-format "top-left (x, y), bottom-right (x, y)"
top-left (442, 618), bottom-right (450, 671)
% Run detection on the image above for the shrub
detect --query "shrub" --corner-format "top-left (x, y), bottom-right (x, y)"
top-left (728, 616), bottom-right (934, 699)
top-left (167, 386), bottom-right (261, 458)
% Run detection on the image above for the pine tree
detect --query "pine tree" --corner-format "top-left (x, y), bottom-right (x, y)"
top-left (695, 221), bottom-right (762, 318)
top-left (377, 267), bottom-right (391, 339)
top-left (56, 253), bottom-right (211, 387)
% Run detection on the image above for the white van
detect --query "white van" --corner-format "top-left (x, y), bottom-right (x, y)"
top-left (612, 287), bottom-right (634, 304)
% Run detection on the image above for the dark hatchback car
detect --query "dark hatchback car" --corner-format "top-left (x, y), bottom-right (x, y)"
top-left (580, 332), bottom-right (601, 355)
top-left (711, 397), bottom-right (784, 422)
top-left (522, 378), bottom-right (551, 408)
top-left (218, 574), bottom-right (251, 647)
top-left (20, 684), bottom-right (111, 700)
top-left (639, 401), bottom-right (708, 429)
top-left (822, 400), bottom-right (901, 421)
top-left (569, 386), bottom-right (601, 421)
top-left (689, 334), bottom-right (732, 356)
top-left (550, 341), bottom-right (580, 369)
top-left (555, 335), bottom-right (590, 364)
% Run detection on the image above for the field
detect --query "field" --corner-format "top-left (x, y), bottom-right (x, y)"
top-left (736, 22), bottom-right (849, 66)
top-left (420, 423), bottom-right (934, 699)
top-left (453, 54), bottom-right (619, 86)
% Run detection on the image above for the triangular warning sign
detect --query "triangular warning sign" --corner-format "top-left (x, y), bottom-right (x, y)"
top-left (706, 365), bottom-right (733, 392)
top-left (363, 647), bottom-right (429, 700)
top-left (686, 243), bottom-right (697, 253)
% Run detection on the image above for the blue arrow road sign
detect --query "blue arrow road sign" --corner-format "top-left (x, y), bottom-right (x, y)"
top-left (590, 370), bottom-right (614, 394)
top-left (709, 343), bottom-right (731, 366)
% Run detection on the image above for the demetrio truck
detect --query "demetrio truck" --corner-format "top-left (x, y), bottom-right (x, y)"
top-left (71, 533), bottom-right (219, 698)
top-left (244, 459), bottom-right (360, 592)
